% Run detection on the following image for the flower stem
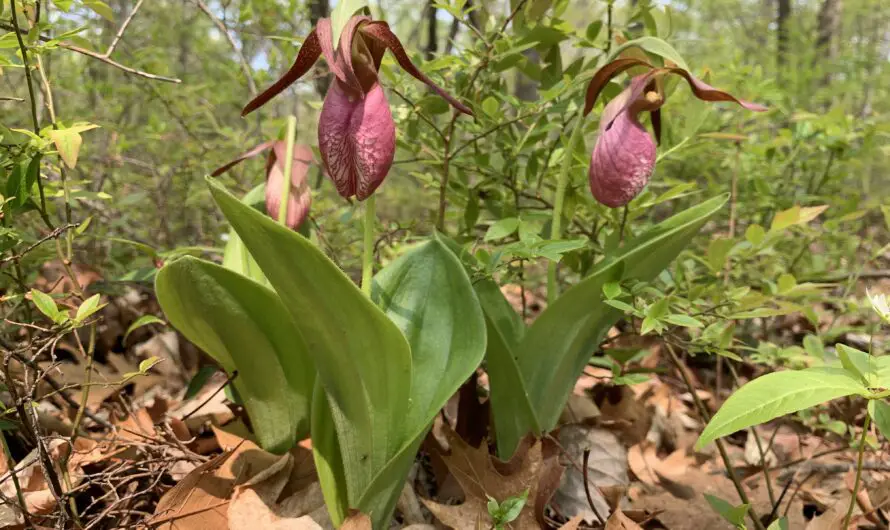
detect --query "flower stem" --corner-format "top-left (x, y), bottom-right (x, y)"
top-left (277, 115), bottom-right (298, 226)
top-left (844, 413), bottom-right (871, 527)
top-left (361, 194), bottom-right (376, 297)
top-left (547, 115), bottom-right (585, 304)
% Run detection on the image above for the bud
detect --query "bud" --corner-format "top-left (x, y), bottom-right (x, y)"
top-left (211, 140), bottom-right (314, 230)
top-left (265, 143), bottom-right (313, 229)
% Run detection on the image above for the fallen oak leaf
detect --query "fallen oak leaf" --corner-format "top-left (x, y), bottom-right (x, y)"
top-left (605, 506), bottom-right (643, 530)
top-left (422, 425), bottom-right (563, 530)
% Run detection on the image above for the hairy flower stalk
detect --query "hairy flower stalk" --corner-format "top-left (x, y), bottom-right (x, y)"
top-left (211, 140), bottom-right (314, 230)
top-left (584, 58), bottom-right (767, 207)
top-left (242, 16), bottom-right (473, 201)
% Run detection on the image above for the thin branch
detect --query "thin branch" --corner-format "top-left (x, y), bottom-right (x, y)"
top-left (0, 223), bottom-right (78, 266)
top-left (0, 22), bottom-right (181, 83)
top-left (104, 0), bottom-right (145, 57)
top-left (192, 0), bottom-right (257, 96)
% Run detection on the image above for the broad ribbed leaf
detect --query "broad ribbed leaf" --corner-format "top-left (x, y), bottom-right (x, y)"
top-left (362, 235), bottom-right (486, 523)
top-left (437, 235), bottom-right (540, 458)
top-left (155, 257), bottom-right (314, 453)
top-left (516, 195), bottom-right (728, 453)
top-left (221, 184), bottom-right (268, 284)
top-left (697, 367), bottom-right (868, 449)
top-left (208, 178), bottom-right (412, 524)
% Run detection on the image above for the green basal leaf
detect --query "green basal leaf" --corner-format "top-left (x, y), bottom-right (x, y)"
top-left (437, 234), bottom-right (540, 458)
top-left (518, 195), bottom-right (728, 454)
top-left (697, 367), bottom-right (869, 449)
top-left (156, 256), bottom-right (315, 453)
top-left (208, 178), bottom-right (412, 527)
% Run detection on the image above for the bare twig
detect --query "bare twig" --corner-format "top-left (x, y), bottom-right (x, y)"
top-left (180, 371), bottom-right (238, 422)
top-left (104, 0), bottom-right (145, 57)
top-left (192, 0), bottom-right (257, 95)
top-left (0, 224), bottom-right (79, 266)
top-left (663, 341), bottom-right (766, 530)
top-left (0, 21), bottom-right (181, 83)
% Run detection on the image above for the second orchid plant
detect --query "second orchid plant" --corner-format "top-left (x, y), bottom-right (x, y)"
top-left (156, 5), bottom-right (766, 528)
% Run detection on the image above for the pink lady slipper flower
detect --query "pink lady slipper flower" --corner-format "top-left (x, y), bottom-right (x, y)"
top-left (583, 58), bottom-right (767, 208)
top-left (242, 16), bottom-right (473, 201)
top-left (212, 141), bottom-right (314, 230)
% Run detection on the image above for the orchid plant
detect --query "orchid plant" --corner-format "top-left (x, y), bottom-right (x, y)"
top-left (155, 7), bottom-right (767, 528)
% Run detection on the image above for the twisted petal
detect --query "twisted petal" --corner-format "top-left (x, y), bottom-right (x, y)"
top-left (666, 67), bottom-right (768, 111)
top-left (210, 140), bottom-right (276, 176)
top-left (359, 21), bottom-right (473, 115)
top-left (242, 30), bottom-right (322, 116)
top-left (319, 81), bottom-right (395, 201)
top-left (265, 143), bottom-right (314, 229)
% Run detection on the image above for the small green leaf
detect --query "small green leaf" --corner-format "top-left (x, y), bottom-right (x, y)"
top-left (802, 335), bottom-right (825, 359)
top-left (82, 0), bottom-right (114, 20)
top-left (777, 273), bottom-right (796, 294)
top-left (485, 217), bottom-right (520, 241)
top-left (0, 419), bottom-right (17, 431)
top-left (707, 238), bottom-right (735, 271)
top-left (697, 367), bottom-right (869, 449)
top-left (745, 224), bottom-right (765, 246)
top-left (767, 517), bottom-right (789, 530)
top-left (482, 96), bottom-right (500, 117)
top-left (704, 493), bottom-right (749, 528)
top-left (664, 314), bottom-right (704, 328)
top-left (138, 356), bottom-right (161, 373)
top-left (30, 289), bottom-right (59, 321)
top-left (602, 281), bottom-right (622, 299)
top-left (74, 294), bottom-right (104, 323)
top-left (49, 129), bottom-right (83, 169)
top-left (498, 489), bottom-right (529, 524)
top-left (608, 36), bottom-right (689, 70)
top-left (124, 314), bottom-right (166, 341)
top-left (185, 366), bottom-right (221, 400)
top-left (837, 344), bottom-right (876, 386)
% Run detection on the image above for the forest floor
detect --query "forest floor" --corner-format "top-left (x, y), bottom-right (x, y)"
top-left (2, 268), bottom-right (889, 530)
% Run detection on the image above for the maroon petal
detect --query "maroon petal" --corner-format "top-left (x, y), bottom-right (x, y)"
top-left (318, 81), bottom-right (395, 201)
top-left (589, 111), bottom-right (656, 208)
top-left (316, 17), bottom-right (365, 95)
top-left (584, 57), bottom-right (655, 116)
top-left (589, 80), bottom-right (661, 208)
top-left (242, 30), bottom-right (322, 116)
top-left (265, 143), bottom-right (314, 229)
top-left (359, 21), bottom-right (473, 115)
top-left (211, 140), bottom-right (276, 176)
top-left (667, 67), bottom-right (767, 111)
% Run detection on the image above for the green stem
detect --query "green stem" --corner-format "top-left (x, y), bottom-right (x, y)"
top-left (361, 194), bottom-right (376, 297)
top-left (277, 115), bottom-right (298, 226)
top-left (547, 115), bottom-right (585, 304)
top-left (844, 414), bottom-right (871, 527)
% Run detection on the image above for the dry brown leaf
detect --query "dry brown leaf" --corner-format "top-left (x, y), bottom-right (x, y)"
top-left (0, 438), bottom-right (92, 526)
top-left (340, 511), bottom-right (372, 530)
top-left (805, 498), bottom-right (852, 530)
top-left (149, 427), bottom-right (319, 530)
top-left (593, 386), bottom-right (652, 446)
top-left (228, 451), bottom-right (324, 530)
top-left (422, 425), bottom-right (563, 530)
top-left (627, 443), bottom-right (692, 491)
top-left (604, 507), bottom-right (643, 530)
top-left (551, 425), bottom-right (627, 522)
top-left (557, 515), bottom-right (585, 530)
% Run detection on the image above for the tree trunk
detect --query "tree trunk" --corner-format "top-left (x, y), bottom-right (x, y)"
top-left (425, 0), bottom-right (438, 60)
top-left (816, 0), bottom-right (842, 83)
top-left (309, 0), bottom-right (330, 97)
top-left (776, 0), bottom-right (791, 66)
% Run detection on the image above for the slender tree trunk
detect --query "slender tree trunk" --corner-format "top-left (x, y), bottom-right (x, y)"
top-left (425, 0), bottom-right (439, 60)
top-left (816, 0), bottom-right (842, 85)
top-left (777, 0), bottom-right (791, 66)
top-left (309, 0), bottom-right (330, 97)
